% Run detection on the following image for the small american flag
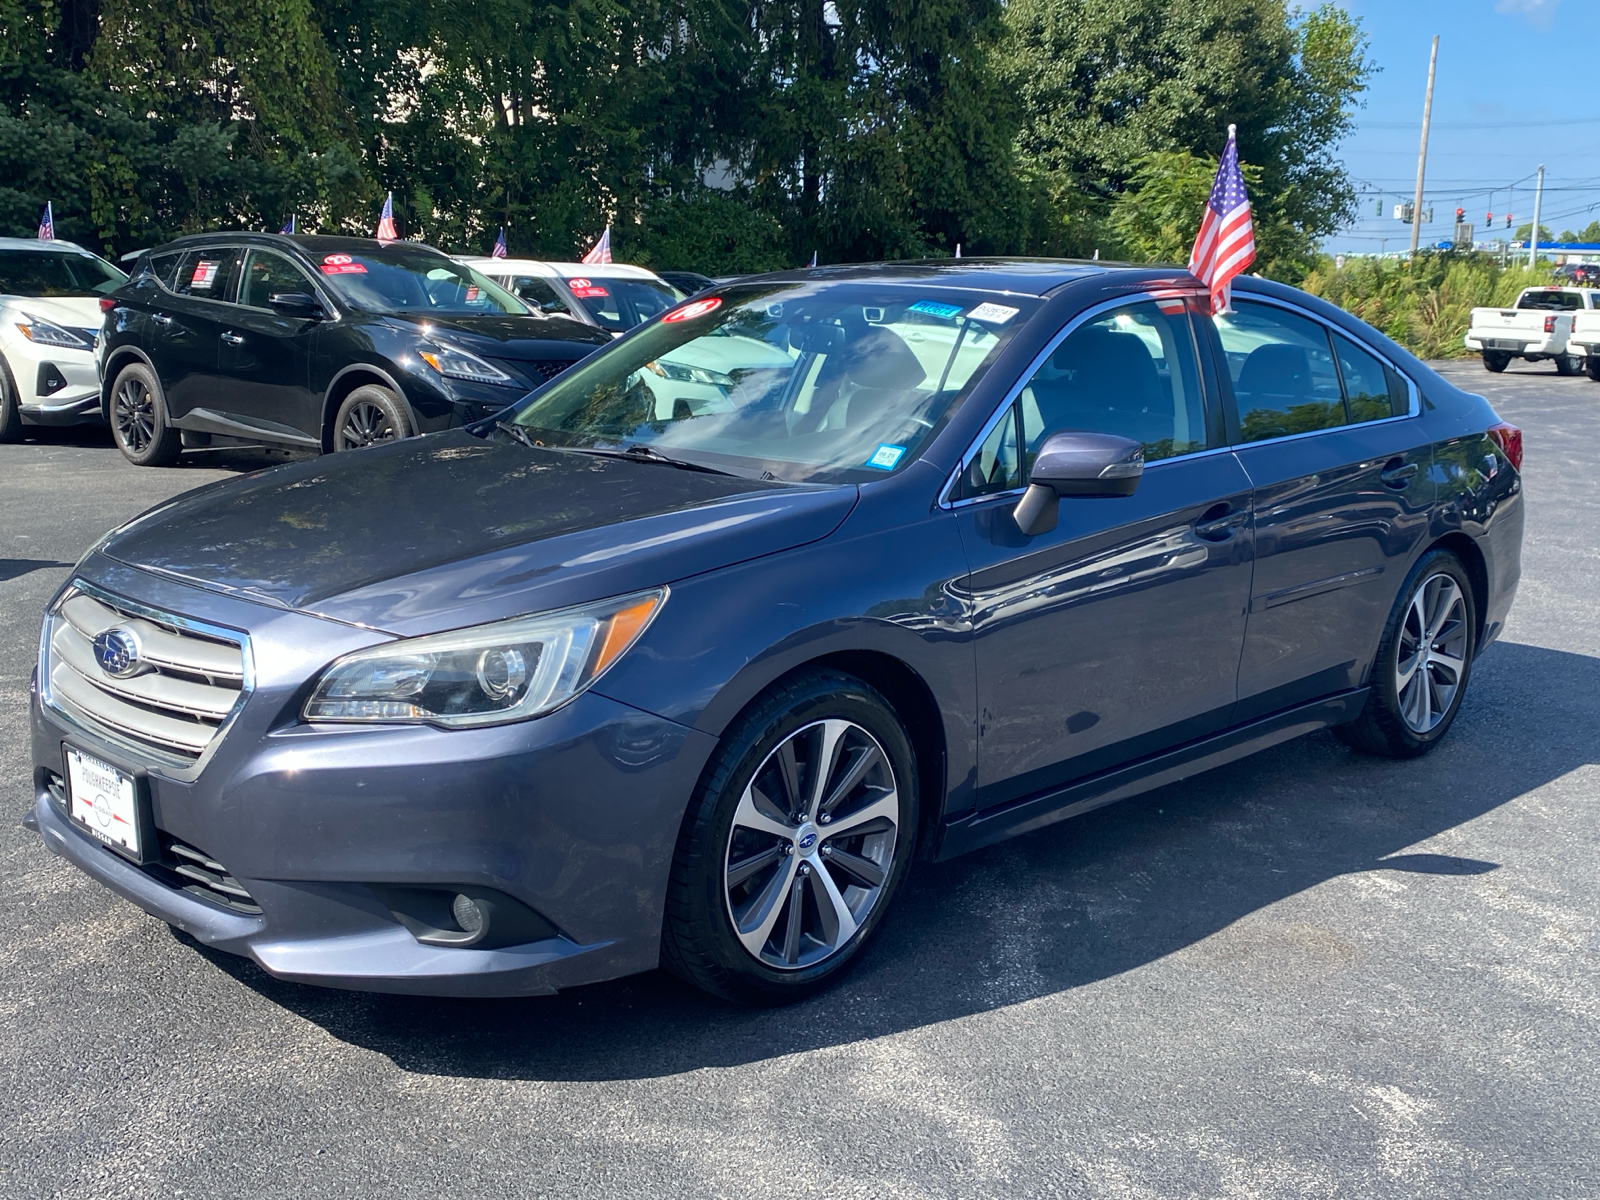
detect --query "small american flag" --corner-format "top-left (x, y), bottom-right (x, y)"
top-left (280, 216), bottom-right (295, 235)
top-left (581, 225), bottom-right (612, 265)
top-left (1188, 125), bottom-right (1255, 314)
top-left (492, 227), bottom-right (507, 258)
top-left (37, 202), bottom-right (53, 241)
top-left (375, 192), bottom-right (397, 243)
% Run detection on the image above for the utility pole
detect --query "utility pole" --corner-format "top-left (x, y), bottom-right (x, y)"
top-left (1529, 165), bottom-right (1546, 268)
top-left (1410, 35), bottom-right (1439, 257)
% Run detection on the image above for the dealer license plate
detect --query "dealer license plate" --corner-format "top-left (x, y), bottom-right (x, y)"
top-left (65, 748), bottom-right (142, 858)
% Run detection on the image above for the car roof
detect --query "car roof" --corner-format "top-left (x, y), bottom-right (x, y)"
top-left (0, 237), bottom-right (97, 255)
top-left (137, 232), bottom-right (457, 258)
top-left (460, 257), bottom-right (668, 282)
top-left (727, 257), bottom-right (1123, 297)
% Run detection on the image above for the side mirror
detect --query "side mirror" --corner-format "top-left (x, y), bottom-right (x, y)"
top-left (268, 292), bottom-right (326, 319)
top-left (1012, 430), bottom-right (1144, 537)
top-left (539, 301), bottom-right (570, 315)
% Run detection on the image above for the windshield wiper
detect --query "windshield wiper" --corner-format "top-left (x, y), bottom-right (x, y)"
top-left (494, 420), bottom-right (542, 450)
top-left (561, 443), bottom-right (737, 476)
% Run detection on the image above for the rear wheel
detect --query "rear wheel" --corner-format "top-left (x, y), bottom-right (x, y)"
top-left (110, 363), bottom-right (180, 466)
top-left (1585, 356), bottom-right (1600, 382)
top-left (1335, 549), bottom-right (1477, 758)
top-left (1481, 351), bottom-right (1511, 373)
top-left (662, 669), bottom-right (918, 1004)
top-left (333, 385), bottom-right (411, 451)
top-left (0, 356), bottom-right (21, 443)
top-left (1556, 353), bottom-right (1583, 376)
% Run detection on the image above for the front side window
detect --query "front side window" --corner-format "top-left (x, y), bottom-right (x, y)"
top-left (1018, 299), bottom-right (1209, 468)
top-left (0, 249), bottom-right (126, 297)
top-left (507, 275), bottom-right (571, 314)
top-left (240, 250), bottom-right (317, 309)
top-left (562, 276), bottom-right (680, 333)
top-left (311, 247), bottom-right (528, 315)
top-left (961, 406), bottom-right (1023, 498)
top-left (1214, 301), bottom-right (1347, 442)
top-left (508, 283), bottom-right (1039, 482)
top-left (171, 248), bottom-right (245, 300)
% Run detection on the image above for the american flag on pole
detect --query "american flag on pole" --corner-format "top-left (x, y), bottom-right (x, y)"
top-left (1188, 125), bottom-right (1255, 314)
top-left (37, 202), bottom-right (54, 241)
top-left (581, 225), bottom-right (612, 265)
top-left (280, 215), bottom-right (295, 235)
top-left (375, 192), bottom-right (397, 243)
top-left (492, 227), bottom-right (507, 258)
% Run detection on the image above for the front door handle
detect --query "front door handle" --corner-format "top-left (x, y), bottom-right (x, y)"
top-left (220, 330), bottom-right (245, 345)
top-left (152, 313), bottom-right (174, 325)
top-left (1380, 458), bottom-right (1419, 489)
top-left (1194, 506), bottom-right (1247, 541)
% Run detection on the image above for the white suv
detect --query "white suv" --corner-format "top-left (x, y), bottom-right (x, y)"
top-left (459, 257), bottom-right (682, 335)
top-left (0, 237), bottom-right (126, 440)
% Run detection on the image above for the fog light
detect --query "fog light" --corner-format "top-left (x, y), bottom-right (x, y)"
top-left (451, 893), bottom-right (485, 935)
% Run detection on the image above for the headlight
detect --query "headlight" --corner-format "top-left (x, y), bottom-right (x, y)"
top-left (417, 340), bottom-right (515, 385)
top-left (16, 314), bottom-right (91, 350)
top-left (303, 589), bottom-right (666, 728)
top-left (646, 359), bottom-right (735, 388)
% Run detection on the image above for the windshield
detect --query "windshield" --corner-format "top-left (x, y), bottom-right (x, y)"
top-left (0, 249), bottom-right (126, 298)
top-left (311, 247), bottom-right (528, 315)
top-left (563, 275), bottom-right (681, 332)
top-left (509, 282), bottom-right (1038, 482)
top-left (1517, 289), bottom-right (1585, 311)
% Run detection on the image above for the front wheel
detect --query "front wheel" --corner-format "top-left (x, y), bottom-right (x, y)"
top-left (0, 356), bottom-right (21, 443)
top-left (110, 363), bottom-right (181, 466)
top-left (1481, 351), bottom-right (1511, 373)
top-left (1556, 353), bottom-right (1583, 376)
top-left (1335, 549), bottom-right (1477, 758)
top-left (662, 669), bottom-right (918, 1004)
top-left (333, 385), bottom-right (411, 451)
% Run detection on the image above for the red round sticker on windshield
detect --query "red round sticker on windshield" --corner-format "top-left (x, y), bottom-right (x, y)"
top-left (662, 297), bottom-right (722, 323)
top-left (568, 277), bottom-right (591, 289)
top-left (324, 254), bottom-right (352, 264)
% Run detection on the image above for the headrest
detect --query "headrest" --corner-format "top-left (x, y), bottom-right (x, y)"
top-left (840, 327), bottom-right (926, 390)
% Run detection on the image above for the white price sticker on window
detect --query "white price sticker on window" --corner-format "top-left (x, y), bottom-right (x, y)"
top-left (967, 302), bottom-right (1019, 325)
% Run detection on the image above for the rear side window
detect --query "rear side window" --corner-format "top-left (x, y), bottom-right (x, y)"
top-left (1214, 302), bottom-right (1347, 442)
top-left (1332, 333), bottom-right (1408, 421)
top-left (171, 248), bottom-right (244, 300)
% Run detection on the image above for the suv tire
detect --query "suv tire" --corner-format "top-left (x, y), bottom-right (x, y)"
top-left (109, 362), bottom-right (181, 466)
top-left (1335, 548), bottom-right (1477, 759)
top-left (662, 669), bottom-right (918, 1004)
top-left (334, 385), bottom-right (411, 451)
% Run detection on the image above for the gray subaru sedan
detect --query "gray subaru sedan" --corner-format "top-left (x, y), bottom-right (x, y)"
top-left (28, 260), bottom-right (1523, 1003)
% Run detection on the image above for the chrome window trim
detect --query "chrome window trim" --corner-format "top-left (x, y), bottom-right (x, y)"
top-left (938, 291), bottom-right (1212, 509)
top-left (37, 578), bottom-right (257, 781)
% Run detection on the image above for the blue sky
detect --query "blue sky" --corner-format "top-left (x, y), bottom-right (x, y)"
top-left (1324, 0), bottom-right (1600, 252)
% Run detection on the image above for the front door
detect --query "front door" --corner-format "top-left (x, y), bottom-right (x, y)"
top-left (1210, 299), bottom-right (1435, 721)
top-left (957, 296), bottom-right (1255, 811)
top-left (215, 248), bottom-right (323, 445)
top-left (146, 247), bottom-right (244, 422)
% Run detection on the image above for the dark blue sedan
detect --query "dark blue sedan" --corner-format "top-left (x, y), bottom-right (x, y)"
top-left (30, 260), bottom-right (1522, 1003)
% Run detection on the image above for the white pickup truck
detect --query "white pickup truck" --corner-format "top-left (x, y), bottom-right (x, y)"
top-left (1465, 286), bottom-right (1600, 374)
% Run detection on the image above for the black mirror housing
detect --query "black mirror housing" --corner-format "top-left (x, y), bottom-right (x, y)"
top-left (1013, 430), bottom-right (1144, 536)
top-left (268, 292), bottom-right (325, 318)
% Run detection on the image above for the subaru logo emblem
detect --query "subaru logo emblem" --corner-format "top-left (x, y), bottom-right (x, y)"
top-left (797, 831), bottom-right (817, 851)
top-left (92, 627), bottom-right (143, 679)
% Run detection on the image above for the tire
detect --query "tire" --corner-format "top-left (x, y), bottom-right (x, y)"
top-left (333, 385), bottom-right (411, 451)
top-left (1481, 351), bottom-right (1511, 373)
top-left (1587, 356), bottom-right (1600, 382)
top-left (661, 669), bottom-right (919, 1004)
top-left (109, 362), bottom-right (180, 466)
top-left (1335, 549), bottom-right (1477, 759)
top-left (0, 355), bottom-right (22, 443)
top-left (1556, 353), bottom-right (1583, 376)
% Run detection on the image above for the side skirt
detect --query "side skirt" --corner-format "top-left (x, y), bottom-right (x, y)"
top-left (935, 689), bottom-right (1369, 861)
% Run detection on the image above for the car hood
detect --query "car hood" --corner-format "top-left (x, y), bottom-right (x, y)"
top-left (5, 294), bottom-right (103, 332)
top-left (380, 312), bottom-right (610, 361)
top-left (98, 431), bottom-right (858, 636)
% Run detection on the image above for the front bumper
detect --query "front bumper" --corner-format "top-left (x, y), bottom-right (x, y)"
top-left (2, 336), bottom-right (102, 420)
top-left (30, 564), bottom-right (717, 996)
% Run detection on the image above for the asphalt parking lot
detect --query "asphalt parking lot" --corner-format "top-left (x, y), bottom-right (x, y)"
top-left (2, 359), bottom-right (1596, 1199)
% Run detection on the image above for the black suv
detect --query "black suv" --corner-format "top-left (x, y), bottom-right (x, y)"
top-left (100, 234), bottom-right (611, 466)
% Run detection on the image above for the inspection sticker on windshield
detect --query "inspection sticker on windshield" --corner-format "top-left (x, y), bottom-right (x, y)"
top-left (908, 299), bottom-right (963, 320)
top-left (967, 302), bottom-right (1019, 325)
top-left (866, 444), bottom-right (906, 470)
top-left (320, 254), bottom-right (367, 275)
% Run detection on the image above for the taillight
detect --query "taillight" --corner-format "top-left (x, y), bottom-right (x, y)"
top-left (1544, 313), bottom-right (1556, 333)
top-left (1488, 422), bottom-right (1523, 472)
top-left (98, 298), bottom-right (115, 313)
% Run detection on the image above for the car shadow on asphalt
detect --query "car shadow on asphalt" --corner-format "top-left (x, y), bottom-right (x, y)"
top-left (10, 424), bottom-right (310, 473)
top-left (175, 638), bottom-right (1597, 1081)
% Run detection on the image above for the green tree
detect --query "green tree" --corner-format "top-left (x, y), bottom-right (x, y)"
top-left (1515, 222), bottom-right (1554, 242)
top-left (1556, 221), bottom-right (1599, 243)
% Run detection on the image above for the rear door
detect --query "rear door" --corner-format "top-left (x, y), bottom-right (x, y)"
top-left (957, 295), bottom-right (1255, 809)
top-left (146, 247), bottom-right (244, 421)
top-left (215, 248), bottom-right (324, 445)
top-left (1212, 298), bottom-right (1434, 721)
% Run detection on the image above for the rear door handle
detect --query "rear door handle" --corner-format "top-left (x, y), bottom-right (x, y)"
top-left (1194, 506), bottom-right (1247, 541)
top-left (220, 331), bottom-right (245, 345)
top-left (1380, 459), bottom-right (1419, 488)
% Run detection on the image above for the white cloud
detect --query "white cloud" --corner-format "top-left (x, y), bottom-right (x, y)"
top-left (1496, 0), bottom-right (1564, 31)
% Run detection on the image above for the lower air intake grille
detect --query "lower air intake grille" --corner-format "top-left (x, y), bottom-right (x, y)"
top-left (147, 833), bottom-right (262, 915)
top-left (531, 358), bottom-right (577, 382)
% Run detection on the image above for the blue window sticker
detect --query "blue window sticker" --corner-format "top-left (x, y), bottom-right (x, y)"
top-left (908, 299), bottom-right (964, 320)
top-left (866, 444), bottom-right (906, 470)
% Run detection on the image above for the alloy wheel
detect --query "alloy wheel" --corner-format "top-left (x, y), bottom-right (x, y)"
top-left (723, 718), bottom-right (900, 970)
top-left (1395, 573), bottom-right (1469, 734)
top-left (338, 401), bottom-right (398, 449)
top-left (114, 376), bottom-right (155, 453)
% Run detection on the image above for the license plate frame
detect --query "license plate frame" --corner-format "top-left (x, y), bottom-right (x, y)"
top-left (63, 743), bottom-right (154, 865)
